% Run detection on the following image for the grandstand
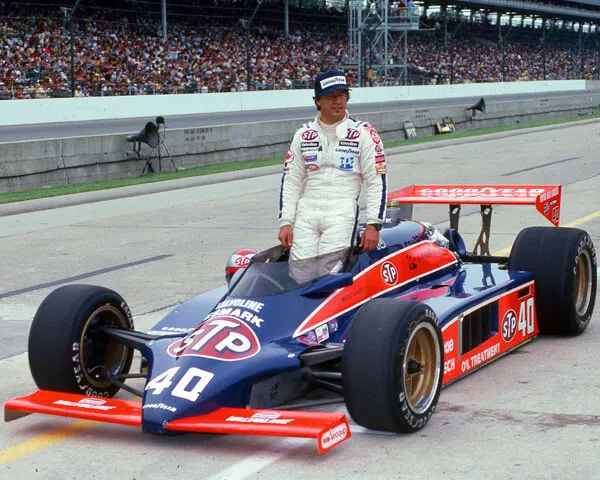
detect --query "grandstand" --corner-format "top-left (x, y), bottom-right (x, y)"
top-left (1, 0), bottom-right (599, 99)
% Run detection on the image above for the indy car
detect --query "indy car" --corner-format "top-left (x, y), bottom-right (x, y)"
top-left (5, 184), bottom-right (597, 454)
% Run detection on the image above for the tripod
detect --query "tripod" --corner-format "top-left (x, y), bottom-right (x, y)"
top-left (155, 116), bottom-right (178, 172)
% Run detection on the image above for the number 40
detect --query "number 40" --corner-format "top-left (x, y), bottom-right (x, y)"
top-left (517, 297), bottom-right (535, 337)
top-left (145, 366), bottom-right (214, 402)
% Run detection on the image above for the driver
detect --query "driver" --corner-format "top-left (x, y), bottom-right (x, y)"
top-left (278, 69), bottom-right (388, 266)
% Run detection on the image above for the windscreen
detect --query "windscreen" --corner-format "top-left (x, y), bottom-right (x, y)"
top-left (229, 245), bottom-right (353, 297)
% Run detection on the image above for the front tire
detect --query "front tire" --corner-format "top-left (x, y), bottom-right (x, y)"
top-left (342, 299), bottom-right (443, 433)
top-left (509, 227), bottom-right (597, 335)
top-left (28, 285), bottom-right (134, 397)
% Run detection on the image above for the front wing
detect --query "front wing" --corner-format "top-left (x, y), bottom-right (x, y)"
top-left (5, 390), bottom-right (350, 454)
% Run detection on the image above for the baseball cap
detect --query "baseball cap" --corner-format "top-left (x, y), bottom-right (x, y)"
top-left (314, 70), bottom-right (349, 97)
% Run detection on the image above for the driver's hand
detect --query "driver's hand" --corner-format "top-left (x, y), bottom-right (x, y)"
top-left (360, 225), bottom-right (379, 251)
top-left (279, 225), bottom-right (293, 249)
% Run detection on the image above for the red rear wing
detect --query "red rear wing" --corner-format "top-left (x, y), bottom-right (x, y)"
top-left (388, 185), bottom-right (562, 226)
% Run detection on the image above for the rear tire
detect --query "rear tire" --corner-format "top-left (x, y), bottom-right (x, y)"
top-left (508, 227), bottom-right (596, 335)
top-left (28, 285), bottom-right (134, 397)
top-left (342, 299), bottom-right (443, 433)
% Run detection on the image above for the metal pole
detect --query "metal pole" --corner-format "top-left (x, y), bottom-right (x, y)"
top-left (162, 0), bottom-right (167, 43)
top-left (69, 0), bottom-right (83, 97)
top-left (70, 16), bottom-right (75, 96)
top-left (245, 0), bottom-right (264, 92)
top-left (246, 28), bottom-right (251, 90)
top-left (284, 0), bottom-right (289, 39)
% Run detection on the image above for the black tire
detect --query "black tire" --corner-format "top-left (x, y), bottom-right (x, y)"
top-left (28, 284), bottom-right (135, 397)
top-left (342, 299), bottom-right (443, 433)
top-left (508, 227), bottom-right (597, 335)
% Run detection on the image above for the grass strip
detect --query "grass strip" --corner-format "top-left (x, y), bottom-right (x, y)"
top-left (1, 113), bottom-right (599, 205)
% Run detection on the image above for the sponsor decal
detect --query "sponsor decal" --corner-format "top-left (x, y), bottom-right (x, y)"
top-left (167, 317), bottom-right (260, 361)
top-left (334, 147), bottom-right (360, 155)
top-left (143, 402), bottom-right (177, 413)
top-left (53, 398), bottom-right (116, 411)
top-left (375, 163), bottom-right (387, 175)
top-left (501, 309), bottom-right (517, 342)
top-left (320, 75), bottom-right (347, 89)
top-left (300, 141), bottom-right (319, 148)
top-left (302, 130), bottom-right (318, 141)
top-left (463, 342), bottom-right (501, 371)
top-left (538, 186), bottom-right (560, 202)
top-left (328, 320), bottom-right (338, 333)
top-left (320, 423), bottom-right (348, 449)
top-left (226, 412), bottom-right (295, 425)
top-left (284, 151), bottom-right (294, 164)
top-left (338, 156), bottom-right (355, 170)
top-left (315, 324), bottom-right (329, 343)
top-left (147, 326), bottom-right (195, 335)
top-left (375, 143), bottom-right (383, 154)
top-left (364, 126), bottom-right (381, 144)
top-left (339, 140), bottom-right (359, 147)
top-left (304, 155), bottom-right (317, 162)
top-left (441, 282), bottom-right (537, 384)
top-left (307, 163), bottom-right (319, 171)
top-left (375, 154), bottom-right (386, 164)
top-left (208, 299), bottom-right (265, 327)
top-left (419, 187), bottom-right (546, 198)
top-left (381, 261), bottom-right (398, 285)
top-left (346, 129), bottom-right (360, 139)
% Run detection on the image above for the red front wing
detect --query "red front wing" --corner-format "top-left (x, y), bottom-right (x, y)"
top-left (4, 390), bottom-right (350, 455)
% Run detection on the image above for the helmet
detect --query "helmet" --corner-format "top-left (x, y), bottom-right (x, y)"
top-left (225, 248), bottom-right (257, 285)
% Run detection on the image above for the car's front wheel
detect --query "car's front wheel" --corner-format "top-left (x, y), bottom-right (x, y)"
top-left (28, 284), bottom-right (134, 397)
top-left (342, 299), bottom-right (443, 433)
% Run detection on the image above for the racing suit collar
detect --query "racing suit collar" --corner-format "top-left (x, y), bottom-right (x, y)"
top-left (316, 110), bottom-right (349, 139)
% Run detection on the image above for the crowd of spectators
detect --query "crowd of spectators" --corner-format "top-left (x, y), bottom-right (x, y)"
top-left (1, 0), bottom-right (599, 99)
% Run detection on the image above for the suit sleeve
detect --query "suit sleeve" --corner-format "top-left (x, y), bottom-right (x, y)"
top-left (278, 130), bottom-right (306, 227)
top-left (360, 125), bottom-right (387, 225)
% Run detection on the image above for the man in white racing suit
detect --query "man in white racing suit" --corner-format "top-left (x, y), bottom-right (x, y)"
top-left (278, 69), bottom-right (388, 265)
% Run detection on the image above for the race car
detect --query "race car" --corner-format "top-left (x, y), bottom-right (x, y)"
top-left (5, 184), bottom-right (597, 454)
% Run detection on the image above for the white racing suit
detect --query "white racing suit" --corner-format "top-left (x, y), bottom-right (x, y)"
top-left (278, 112), bottom-right (388, 265)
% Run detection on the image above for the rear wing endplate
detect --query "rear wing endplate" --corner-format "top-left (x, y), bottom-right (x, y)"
top-left (387, 185), bottom-right (562, 255)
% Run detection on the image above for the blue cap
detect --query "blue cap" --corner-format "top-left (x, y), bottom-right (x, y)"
top-left (314, 70), bottom-right (349, 97)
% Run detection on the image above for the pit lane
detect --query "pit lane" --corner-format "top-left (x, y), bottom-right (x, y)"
top-left (0, 119), bottom-right (599, 479)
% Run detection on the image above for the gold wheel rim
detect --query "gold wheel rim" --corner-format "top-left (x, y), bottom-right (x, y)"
top-left (574, 250), bottom-right (593, 316)
top-left (402, 322), bottom-right (441, 414)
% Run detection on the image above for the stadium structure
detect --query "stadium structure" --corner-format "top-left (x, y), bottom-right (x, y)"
top-left (1, 0), bottom-right (600, 97)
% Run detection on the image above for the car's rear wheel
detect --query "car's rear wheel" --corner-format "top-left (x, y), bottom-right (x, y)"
top-left (28, 285), bottom-right (134, 397)
top-left (342, 299), bottom-right (443, 433)
top-left (508, 227), bottom-right (596, 335)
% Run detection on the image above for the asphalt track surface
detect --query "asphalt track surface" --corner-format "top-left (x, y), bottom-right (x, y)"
top-left (0, 119), bottom-right (599, 479)
top-left (0, 90), bottom-right (595, 141)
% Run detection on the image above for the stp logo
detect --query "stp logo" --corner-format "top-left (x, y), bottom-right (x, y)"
top-left (369, 130), bottom-right (381, 144)
top-left (501, 309), bottom-right (517, 342)
top-left (302, 130), bottom-right (318, 141)
top-left (167, 317), bottom-right (260, 361)
top-left (381, 261), bottom-right (398, 286)
top-left (346, 129), bottom-right (360, 139)
top-left (234, 256), bottom-right (250, 267)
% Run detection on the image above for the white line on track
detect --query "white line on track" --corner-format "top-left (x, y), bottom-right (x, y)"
top-left (203, 423), bottom-right (396, 480)
top-left (205, 437), bottom-right (310, 480)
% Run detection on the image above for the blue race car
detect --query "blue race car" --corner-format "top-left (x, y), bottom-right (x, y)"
top-left (5, 184), bottom-right (596, 454)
